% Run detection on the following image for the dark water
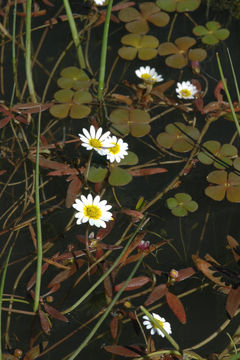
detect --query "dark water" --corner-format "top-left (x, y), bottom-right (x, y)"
top-left (1, 0), bottom-right (240, 358)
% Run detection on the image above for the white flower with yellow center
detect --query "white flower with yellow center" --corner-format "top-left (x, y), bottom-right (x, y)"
top-left (142, 313), bottom-right (172, 337)
top-left (73, 194), bottom-right (112, 228)
top-left (135, 66), bottom-right (163, 83)
top-left (94, 0), bottom-right (105, 5)
top-left (176, 81), bottom-right (198, 99)
top-left (78, 125), bottom-right (111, 155)
top-left (106, 136), bottom-right (128, 163)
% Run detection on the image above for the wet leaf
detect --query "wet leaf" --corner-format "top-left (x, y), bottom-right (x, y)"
top-left (144, 284), bottom-right (167, 306)
top-left (226, 287), bottom-right (240, 318)
top-left (110, 316), bottom-right (119, 340)
top-left (119, 34), bottom-right (159, 60)
top-left (205, 171), bottom-right (240, 202)
top-left (130, 167), bottom-right (168, 176)
top-left (226, 235), bottom-right (240, 265)
top-left (57, 66), bottom-right (91, 90)
top-left (96, 219), bottom-right (115, 240)
top-left (193, 21), bottom-right (230, 45)
top-left (65, 175), bottom-right (82, 208)
top-left (108, 167), bottom-right (132, 186)
top-left (119, 151), bottom-right (139, 166)
top-left (176, 267), bottom-right (195, 281)
top-left (87, 166), bottom-right (108, 183)
top-left (27, 263), bottom-right (49, 291)
top-left (157, 0), bottom-right (200, 12)
top-left (166, 291), bottom-right (186, 323)
top-left (38, 309), bottom-right (51, 335)
top-left (166, 192), bottom-right (198, 217)
top-left (43, 304), bottom-right (68, 322)
top-left (114, 276), bottom-right (151, 292)
top-left (104, 345), bottom-right (144, 357)
top-left (119, 232), bottom-right (147, 265)
top-left (110, 108), bottom-right (151, 137)
top-left (24, 342), bottom-right (48, 360)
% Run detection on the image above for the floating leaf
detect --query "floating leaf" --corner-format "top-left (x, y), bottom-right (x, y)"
top-left (130, 167), bottom-right (168, 176)
top-left (205, 170), bottom-right (240, 202)
top-left (108, 166), bottom-right (132, 186)
top-left (158, 37), bottom-right (206, 69)
top-left (198, 141), bottom-right (237, 169)
top-left (166, 291), bottom-right (186, 324)
top-left (50, 89), bottom-right (92, 119)
top-left (156, 122), bottom-right (200, 152)
top-left (226, 287), bottom-right (240, 318)
top-left (65, 175), bottom-right (82, 208)
top-left (87, 166), bottom-right (108, 183)
top-left (157, 0), bottom-right (201, 12)
top-left (109, 108), bottom-right (151, 137)
top-left (104, 345), bottom-right (144, 357)
top-left (57, 66), bottom-right (91, 90)
top-left (114, 276), bottom-right (151, 292)
top-left (144, 284), bottom-right (167, 306)
top-left (119, 34), bottom-right (159, 60)
top-left (110, 316), bottom-right (119, 340)
top-left (118, 2), bottom-right (169, 34)
top-left (118, 151), bottom-right (139, 165)
top-left (226, 235), bottom-right (240, 265)
top-left (166, 192), bottom-right (198, 217)
top-left (193, 21), bottom-right (230, 45)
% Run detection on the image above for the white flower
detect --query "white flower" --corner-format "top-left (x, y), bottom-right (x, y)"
top-left (106, 136), bottom-right (128, 163)
top-left (94, 0), bottom-right (105, 5)
top-left (135, 66), bottom-right (163, 83)
top-left (176, 81), bottom-right (198, 99)
top-left (78, 125), bottom-right (112, 155)
top-left (142, 313), bottom-right (172, 337)
top-left (72, 194), bottom-right (112, 228)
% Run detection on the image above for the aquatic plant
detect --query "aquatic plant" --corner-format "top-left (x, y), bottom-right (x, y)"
top-left (193, 21), bottom-right (230, 45)
top-left (166, 192), bottom-right (198, 217)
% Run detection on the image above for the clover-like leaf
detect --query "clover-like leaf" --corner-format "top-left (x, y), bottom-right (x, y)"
top-left (198, 141), bottom-right (237, 169)
top-left (109, 108), bottom-right (151, 137)
top-left (87, 166), bottom-right (108, 183)
top-left (118, 151), bottom-right (139, 166)
top-left (205, 170), bottom-right (240, 202)
top-left (108, 167), bottom-right (132, 186)
top-left (193, 21), bottom-right (230, 45)
top-left (157, 0), bottom-right (201, 12)
top-left (158, 36), bottom-right (206, 68)
top-left (166, 192), bottom-right (198, 217)
top-left (118, 2), bottom-right (169, 34)
top-left (50, 89), bottom-right (92, 119)
top-left (156, 122), bottom-right (200, 152)
top-left (118, 34), bottom-right (159, 60)
top-left (57, 66), bottom-right (91, 90)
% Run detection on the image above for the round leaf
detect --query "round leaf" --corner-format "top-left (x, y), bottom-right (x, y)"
top-left (220, 144), bottom-right (238, 157)
top-left (234, 157), bottom-right (240, 171)
top-left (227, 187), bottom-right (240, 203)
top-left (207, 170), bottom-right (227, 185)
top-left (147, 12), bottom-right (170, 27)
top-left (206, 21), bottom-right (221, 31)
top-left (156, 0), bottom-right (176, 12)
top-left (202, 35), bottom-right (219, 45)
top-left (138, 48), bottom-right (158, 60)
top-left (118, 47), bottom-right (137, 60)
top-left (118, 7), bottom-right (141, 22)
top-left (214, 29), bottom-right (230, 40)
top-left (166, 197), bottom-right (178, 209)
top-left (175, 36), bottom-right (196, 50)
top-left (188, 48), bottom-right (207, 62)
top-left (184, 200), bottom-right (198, 212)
top-left (69, 104), bottom-right (91, 119)
top-left (172, 206), bottom-right (188, 217)
top-left (119, 151), bottom-right (139, 166)
top-left (108, 167), bottom-right (132, 186)
top-left (193, 25), bottom-right (209, 36)
top-left (205, 185), bottom-right (226, 201)
top-left (88, 166), bottom-right (108, 183)
top-left (49, 104), bottom-right (70, 119)
top-left (125, 19), bottom-right (149, 34)
top-left (165, 54), bottom-right (187, 69)
top-left (54, 89), bottom-right (73, 103)
top-left (158, 42), bottom-right (179, 55)
top-left (175, 193), bottom-right (192, 203)
top-left (177, 0), bottom-right (201, 12)
top-left (130, 123), bottom-right (151, 137)
top-left (73, 90), bottom-right (92, 104)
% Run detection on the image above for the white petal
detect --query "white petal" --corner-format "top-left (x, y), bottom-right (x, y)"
top-left (90, 125), bottom-right (96, 138)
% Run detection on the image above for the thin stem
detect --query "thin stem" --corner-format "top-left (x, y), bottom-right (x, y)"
top-left (25, 0), bottom-right (36, 102)
top-left (0, 246), bottom-right (12, 360)
top-left (67, 254), bottom-right (144, 359)
top-left (62, 0), bottom-right (86, 69)
top-left (216, 52), bottom-right (240, 140)
top-left (227, 48), bottom-right (240, 104)
top-left (97, 0), bottom-right (114, 100)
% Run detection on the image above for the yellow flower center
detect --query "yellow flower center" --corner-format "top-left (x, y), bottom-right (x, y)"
top-left (109, 143), bottom-right (120, 155)
top-left (153, 319), bottom-right (164, 329)
top-left (141, 73), bottom-right (152, 80)
top-left (89, 138), bottom-right (102, 149)
top-left (83, 205), bottom-right (102, 220)
top-left (180, 89), bottom-right (191, 98)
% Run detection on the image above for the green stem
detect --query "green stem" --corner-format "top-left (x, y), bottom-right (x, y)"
top-left (62, 0), bottom-right (86, 69)
top-left (0, 247), bottom-right (12, 359)
top-left (140, 306), bottom-right (180, 351)
top-left (216, 52), bottom-right (240, 140)
top-left (25, 0), bottom-right (43, 312)
top-left (68, 254), bottom-right (144, 359)
top-left (62, 217), bottom-right (146, 314)
top-left (97, 0), bottom-right (114, 100)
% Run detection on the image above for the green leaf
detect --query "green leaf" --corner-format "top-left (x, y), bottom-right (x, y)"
top-left (49, 104), bottom-right (70, 119)
top-left (202, 35), bottom-right (219, 45)
top-left (54, 89), bottom-right (73, 103)
top-left (171, 206), bottom-right (188, 217)
top-left (73, 90), bottom-right (92, 104)
top-left (118, 151), bottom-right (139, 166)
top-left (108, 167), bottom-right (132, 186)
top-left (166, 197), bottom-right (178, 209)
top-left (175, 193), bottom-right (192, 203)
top-left (215, 29), bottom-right (230, 40)
top-left (184, 200), bottom-right (198, 212)
top-left (69, 104), bottom-right (91, 119)
top-left (193, 25), bottom-right (209, 36)
top-left (156, 0), bottom-right (176, 12)
top-left (87, 166), bottom-right (108, 183)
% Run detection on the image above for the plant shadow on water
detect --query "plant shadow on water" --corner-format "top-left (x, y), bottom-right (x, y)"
top-left (2, 0), bottom-right (240, 359)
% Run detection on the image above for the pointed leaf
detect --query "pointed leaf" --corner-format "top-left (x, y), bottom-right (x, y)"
top-left (110, 316), bottom-right (118, 340)
top-left (65, 175), bottom-right (82, 208)
top-left (130, 167), bottom-right (168, 176)
top-left (166, 291), bottom-right (186, 323)
top-left (104, 345), bottom-right (143, 357)
top-left (144, 284), bottom-right (167, 306)
top-left (38, 309), bottom-right (51, 335)
top-left (226, 235), bottom-right (240, 265)
top-left (114, 276), bottom-right (151, 292)
top-left (226, 287), bottom-right (240, 318)
top-left (43, 303), bottom-right (68, 322)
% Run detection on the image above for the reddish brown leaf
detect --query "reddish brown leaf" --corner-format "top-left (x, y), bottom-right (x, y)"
top-left (152, 80), bottom-right (175, 96)
top-left (28, 155), bottom-right (71, 171)
top-left (48, 168), bottom-right (79, 176)
top-left (214, 80), bottom-right (225, 102)
top-left (201, 101), bottom-right (222, 114)
top-left (130, 168), bottom-right (168, 176)
top-left (48, 264), bottom-right (77, 288)
top-left (38, 309), bottom-right (51, 335)
top-left (194, 98), bottom-right (204, 112)
top-left (103, 262), bottom-right (113, 299)
top-left (144, 284), bottom-right (167, 306)
top-left (27, 263), bottom-right (49, 291)
top-left (111, 93), bottom-right (133, 105)
top-left (104, 345), bottom-right (143, 357)
top-left (111, 1), bottom-right (135, 11)
top-left (110, 316), bottom-right (118, 340)
top-left (226, 287), bottom-right (240, 318)
top-left (166, 291), bottom-right (186, 324)
top-left (23, 342), bottom-right (48, 360)
top-left (120, 208), bottom-right (144, 222)
top-left (119, 232), bottom-right (147, 265)
top-left (0, 170), bottom-right (6, 175)
top-left (227, 235), bottom-right (240, 265)
top-left (65, 175), bottom-right (82, 208)
top-left (96, 219), bottom-right (115, 240)
top-left (12, 102), bottom-right (52, 114)
top-left (114, 276), bottom-right (151, 292)
top-left (176, 267), bottom-right (195, 282)
top-left (43, 304), bottom-right (68, 322)
top-left (0, 117), bottom-right (11, 129)
top-left (124, 241), bottom-right (167, 265)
